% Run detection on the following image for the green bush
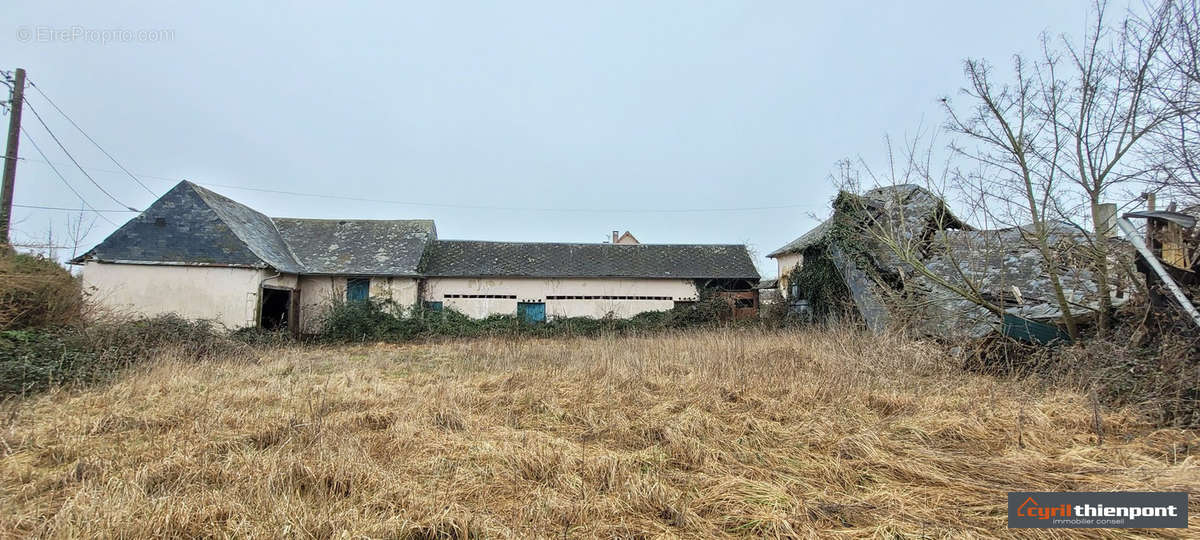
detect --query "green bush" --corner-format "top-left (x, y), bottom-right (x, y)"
top-left (319, 295), bottom-right (737, 343)
top-left (0, 314), bottom-right (258, 397)
top-left (0, 329), bottom-right (95, 395)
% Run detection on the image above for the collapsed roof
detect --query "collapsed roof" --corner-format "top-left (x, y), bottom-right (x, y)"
top-left (775, 184), bottom-right (1125, 339)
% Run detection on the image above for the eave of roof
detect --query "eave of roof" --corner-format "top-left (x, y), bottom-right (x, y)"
top-left (73, 259), bottom-right (268, 269)
top-left (768, 218), bottom-right (833, 258)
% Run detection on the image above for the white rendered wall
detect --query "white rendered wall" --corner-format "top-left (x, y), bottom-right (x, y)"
top-left (82, 261), bottom-right (269, 330)
top-left (422, 277), bottom-right (698, 319)
top-left (297, 275), bottom-right (419, 333)
top-left (775, 253), bottom-right (803, 298)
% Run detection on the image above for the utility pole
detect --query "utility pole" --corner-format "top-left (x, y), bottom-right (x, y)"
top-left (1, 68), bottom-right (26, 249)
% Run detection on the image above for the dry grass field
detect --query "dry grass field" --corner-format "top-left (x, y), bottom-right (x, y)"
top-left (1, 328), bottom-right (1197, 538)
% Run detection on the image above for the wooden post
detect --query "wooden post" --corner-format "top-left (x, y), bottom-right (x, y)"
top-left (1143, 192), bottom-right (1158, 256)
top-left (0, 68), bottom-right (25, 249)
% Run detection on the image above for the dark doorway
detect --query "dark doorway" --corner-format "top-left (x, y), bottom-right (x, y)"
top-left (260, 288), bottom-right (292, 331)
top-left (716, 291), bottom-right (758, 320)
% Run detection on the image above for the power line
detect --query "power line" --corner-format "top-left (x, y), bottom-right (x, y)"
top-left (26, 80), bottom-right (158, 197)
top-left (14, 156), bottom-right (818, 214)
top-left (16, 157), bottom-right (180, 183)
top-left (17, 127), bottom-right (119, 226)
top-left (12, 242), bottom-right (77, 250)
top-left (14, 203), bottom-right (136, 213)
top-left (22, 100), bottom-right (138, 211)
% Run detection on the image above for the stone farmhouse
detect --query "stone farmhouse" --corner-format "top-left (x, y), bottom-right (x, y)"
top-left (72, 181), bottom-right (760, 333)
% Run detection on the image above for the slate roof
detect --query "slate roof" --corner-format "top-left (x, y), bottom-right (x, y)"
top-left (192, 184), bottom-right (304, 273)
top-left (76, 181), bottom-right (432, 275)
top-left (274, 218), bottom-right (435, 275)
top-left (768, 218), bottom-right (832, 258)
top-left (78, 181), bottom-right (302, 272)
top-left (79, 181), bottom-right (754, 280)
top-left (421, 240), bottom-right (760, 279)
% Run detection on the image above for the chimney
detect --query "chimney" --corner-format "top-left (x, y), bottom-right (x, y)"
top-left (1095, 203), bottom-right (1118, 238)
top-left (612, 230), bottom-right (619, 243)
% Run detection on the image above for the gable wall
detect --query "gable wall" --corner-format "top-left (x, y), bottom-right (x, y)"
top-left (775, 253), bottom-right (803, 299)
top-left (422, 277), bottom-right (698, 319)
top-left (82, 262), bottom-right (271, 330)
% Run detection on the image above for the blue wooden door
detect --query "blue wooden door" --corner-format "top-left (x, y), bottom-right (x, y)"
top-left (517, 302), bottom-right (545, 323)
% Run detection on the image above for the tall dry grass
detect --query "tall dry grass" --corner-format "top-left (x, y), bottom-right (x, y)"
top-left (0, 253), bottom-right (82, 330)
top-left (0, 328), bottom-right (1197, 538)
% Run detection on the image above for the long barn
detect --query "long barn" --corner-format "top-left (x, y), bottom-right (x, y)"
top-left (73, 181), bottom-right (760, 333)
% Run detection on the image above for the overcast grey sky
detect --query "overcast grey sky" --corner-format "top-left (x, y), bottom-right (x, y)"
top-left (5, 1), bottom-right (1094, 276)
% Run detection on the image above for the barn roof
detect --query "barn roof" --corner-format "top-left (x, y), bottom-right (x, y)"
top-left (767, 218), bottom-right (832, 258)
top-left (273, 218), bottom-right (435, 276)
top-left (77, 181), bottom-right (304, 273)
top-left (77, 181), bottom-right (752, 281)
top-left (75, 181), bottom-right (434, 275)
top-left (421, 240), bottom-right (760, 279)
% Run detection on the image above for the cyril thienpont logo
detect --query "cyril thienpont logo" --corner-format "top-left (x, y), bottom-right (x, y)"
top-left (1009, 492), bottom-right (1188, 529)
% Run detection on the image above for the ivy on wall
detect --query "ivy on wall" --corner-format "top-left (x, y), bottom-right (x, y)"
top-left (781, 245), bottom-right (852, 319)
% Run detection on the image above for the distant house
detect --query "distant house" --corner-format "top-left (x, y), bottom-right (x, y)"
top-left (611, 230), bottom-right (640, 244)
top-left (767, 219), bottom-right (831, 300)
top-left (72, 181), bottom-right (759, 333)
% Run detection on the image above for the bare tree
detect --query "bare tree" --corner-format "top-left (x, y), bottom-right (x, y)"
top-left (64, 210), bottom-right (96, 262)
top-left (1147, 0), bottom-right (1200, 202)
top-left (1058, 0), bottom-right (1179, 331)
top-left (944, 54), bottom-right (1083, 340)
top-left (943, 0), bottom-right (1184, 335)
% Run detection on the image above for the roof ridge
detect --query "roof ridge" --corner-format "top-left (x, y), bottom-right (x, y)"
top-left (435, 239), bottom-right (747, 247)
top-left (266, 217), bottom-right (307, 274)
top-left (272, 217), bottom-right (435, 223)
top-left (186, 182), bottom-right (304, 272)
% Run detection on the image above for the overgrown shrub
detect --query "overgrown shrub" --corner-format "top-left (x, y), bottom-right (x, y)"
top-left (0, 252), bottom-right (82, 330)
top-left (81, 315), bottom-right (253, 361)
top-left (0, 329), bottom-right (98, 395)
top-left (1071, 325), bottom-right (1200, 428)
top-left (960, 306), bottom-right (1200, 428)
top-left (0, 314), bottom-right (259, 397)
top-left (319, 295), bottom-right (736, 343)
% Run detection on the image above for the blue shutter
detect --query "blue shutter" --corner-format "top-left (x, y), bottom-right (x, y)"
top-left (346, 278), bottom-right (370, 301)
top-left (517, 302), bottom-right (545, 323)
